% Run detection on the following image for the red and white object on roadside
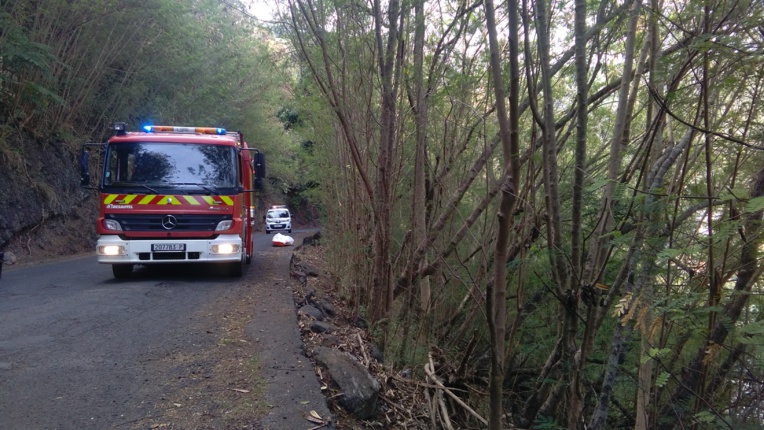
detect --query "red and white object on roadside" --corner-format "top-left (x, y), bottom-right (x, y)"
top-left (272, 233), bottom-right (294, 247)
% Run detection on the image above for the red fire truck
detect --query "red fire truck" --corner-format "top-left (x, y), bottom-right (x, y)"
top-left (80, 122), bottom-right (265, 278)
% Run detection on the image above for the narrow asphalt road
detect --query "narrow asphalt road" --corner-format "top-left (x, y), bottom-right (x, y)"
top-left (0, 230), bottom-right (331, 430)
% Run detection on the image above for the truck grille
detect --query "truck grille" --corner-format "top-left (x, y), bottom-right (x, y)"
top-left (106, 214), bottom-right (231, 232)
top-left (139, 252), bottom-right (201, 261)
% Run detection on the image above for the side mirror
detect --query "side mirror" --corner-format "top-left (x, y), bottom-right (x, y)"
top-left (254, 152), bottom-right (266, 178)
top-left (79, 148), bottom-right (90, 186)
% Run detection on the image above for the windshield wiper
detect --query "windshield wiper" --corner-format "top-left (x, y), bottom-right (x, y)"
top-left (166, 182), bottom-right (220, 195)
top-left (105, 182), bottom-right (159, 194)
top-left (137, 183), bottom-right (159, 194)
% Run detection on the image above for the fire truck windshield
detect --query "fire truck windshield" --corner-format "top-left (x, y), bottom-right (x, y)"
top-left (103, 142), bottom-right (238, 192)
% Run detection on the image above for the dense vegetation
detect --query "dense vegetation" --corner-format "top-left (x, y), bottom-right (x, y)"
top-left (3, 0), bottom-right (763, 428)
top-left (275, 0), bottom-right (764, 428)
top-left (0, 0), bottom-right (302, 196)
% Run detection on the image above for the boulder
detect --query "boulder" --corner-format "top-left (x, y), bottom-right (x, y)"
top-left (367, 342), bottom-right (384, 364)
top-left (318, 299), bottom-right (336, 318)
top-left (299, 263), bottom-right (320, 277)
top-left (1, 251), bottom-right (17, 265)
top-left (310, 321), bottom-right (338, 334)
top-left (302, 231), bottom-right (322, 246)
top-left (312, 346), bottom-right (380, 420)
top-left (320, 335), bottom-right (342, 348)
top-left (298, 305), bottom-right (324, 321)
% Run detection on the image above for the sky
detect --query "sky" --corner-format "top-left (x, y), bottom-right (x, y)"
top-left (247, 0), bottom-right (276, 21)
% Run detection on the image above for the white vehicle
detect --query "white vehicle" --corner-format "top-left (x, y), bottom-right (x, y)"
top-left (265, 205), bottom-right (291, 234)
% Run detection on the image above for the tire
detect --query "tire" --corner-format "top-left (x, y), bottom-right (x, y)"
top-left (112, 264), bottom-right (133, 279)
top-left (245, 226), bottom-right (252, 264)
top-left (229, 254), bottom-right (245, 277)
top-left (265, 230), bottom-right (270, 235)
top-left (288, 229), bottom-right (292, 233)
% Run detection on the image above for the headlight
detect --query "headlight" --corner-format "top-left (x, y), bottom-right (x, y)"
top-left (212, 244), bottom-right (240, 254)
top-left (103, 219), bottom-right (123, 231)
top-left (98, 245), bottom-right (126, 255)
top-left (215, 220), bottom-right (233, 231)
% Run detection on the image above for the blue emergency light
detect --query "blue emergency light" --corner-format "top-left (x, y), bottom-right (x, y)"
top-left (142, 125), bottom-right (227, 135)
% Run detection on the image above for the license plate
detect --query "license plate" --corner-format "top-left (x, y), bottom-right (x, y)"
top-left (273, 224), bottom-right (283, 228)
top-left (152, 243), bottom-right (186, 252)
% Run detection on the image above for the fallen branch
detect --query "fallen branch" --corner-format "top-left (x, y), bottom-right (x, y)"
top-left (357, 333), bottom-right (370, 367)
top-left (424, 353), bottom-right (488, 427)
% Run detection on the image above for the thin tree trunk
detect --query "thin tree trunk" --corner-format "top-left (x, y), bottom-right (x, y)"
top-left (411, 0), bottom-right (431, 313)
top-left (484, 0), bottom-right (521, 425)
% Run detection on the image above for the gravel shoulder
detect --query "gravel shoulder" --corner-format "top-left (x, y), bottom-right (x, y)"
top-left (247, 239), bottom-right (335, 430)
top-left (134, 231), bottom-right (334, 430)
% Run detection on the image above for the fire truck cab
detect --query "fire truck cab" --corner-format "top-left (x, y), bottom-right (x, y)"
top-left (80, 123), bottom-right (265, 278)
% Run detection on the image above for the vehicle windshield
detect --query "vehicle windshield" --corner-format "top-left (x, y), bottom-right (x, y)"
top-left (103, 142), bottom-right (238, 191)
top-left (267, 210), bottom-right (289, 219)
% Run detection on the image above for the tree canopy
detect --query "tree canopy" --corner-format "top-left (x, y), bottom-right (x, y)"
top-left (1, 0), bottom-right (290, 149)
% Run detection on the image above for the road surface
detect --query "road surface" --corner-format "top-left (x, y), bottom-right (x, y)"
top-left (0, 231), bottom-right (331, 429)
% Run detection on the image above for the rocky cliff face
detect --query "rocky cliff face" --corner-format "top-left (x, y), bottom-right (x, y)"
top-left (0, 134), bottom-right (98, 264)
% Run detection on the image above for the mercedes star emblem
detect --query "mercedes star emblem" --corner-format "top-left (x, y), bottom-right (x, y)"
top-left (161, 215), bottom-right (178, 230)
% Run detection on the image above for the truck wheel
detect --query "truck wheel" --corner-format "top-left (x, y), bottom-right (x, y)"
top-left (229, 254), bottom-right (245, 277)
top-left (112, 264), bottom-right (133, 279)
top-left (245, 226), bottom-right (252, 264)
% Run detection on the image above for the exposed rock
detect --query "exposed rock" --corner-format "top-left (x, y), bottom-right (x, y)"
top-left (1, 251), bottom-right (17, 264)
top-left (302, 231), bottom-right (322, 246)
top-left (367, 342), bottom-right (384, 364)
top-left (309, 321), bottom-right (338, 334)
top-left (0, 251), bottom-right (16, 279)
top-left (352, 316), bottom-right (368, 329)
top-left (299, 263), bottom-right (320, 277)
top-left (289, 252), bottom-right (301, 270)
top-left (319, 299), bottom-right (336, 318)
top-left (0, 136), bottom-right (98, 264)
top-left (298, 289), bottom-right (316, 306)
top-left (320, 335), bottom-right (342, 348)
top-left (297, 305), bottom-right (324, 321)
top-left (312, 346), bottom-right (380, 420)
top-left (299, 290), bottom-right (338, 321)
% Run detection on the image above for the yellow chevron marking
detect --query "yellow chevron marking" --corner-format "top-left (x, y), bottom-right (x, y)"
top-left (105, 194), bottom-right (231, 206)
top-left (183, 196), bottom-right (201, 205)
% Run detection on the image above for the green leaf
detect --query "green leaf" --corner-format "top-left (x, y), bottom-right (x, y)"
top-left (585, 178), bottom-right (610, 193)
top-left (642, 347), bottom-right (671, 363)
top-left (657, 248), bottom-right (683, 260)
top-left (656, 371), bottom-right (670, 387)
top-left (745, 196), bottom-right (764, 213)
top-left (739, 320), bottom-right (764, 336)
top-left (693, 410), bottom-right (716, 424)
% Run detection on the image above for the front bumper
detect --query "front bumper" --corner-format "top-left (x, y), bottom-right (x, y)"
top-left (96, 234), bottom-right (242, 264)
top-left (266, 222), bottom-right (291, 231)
